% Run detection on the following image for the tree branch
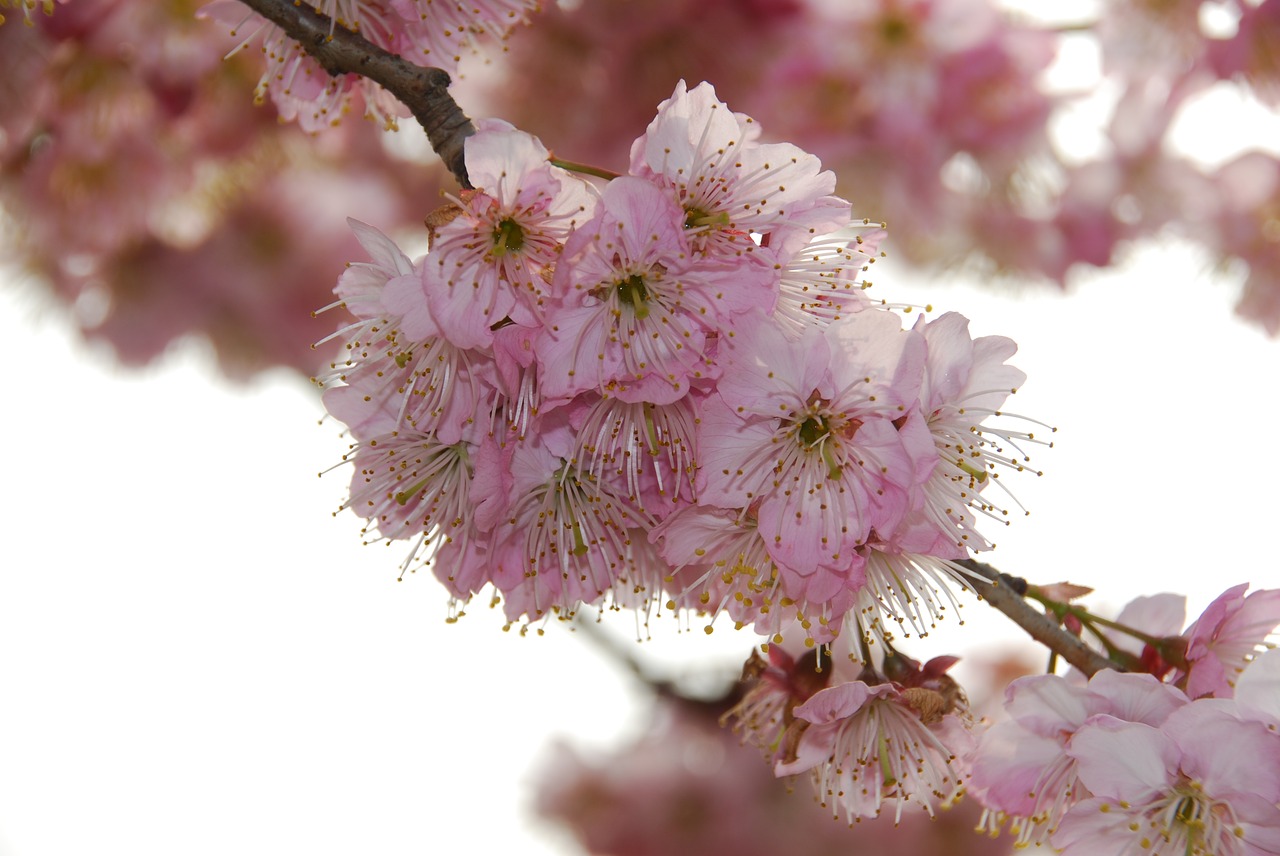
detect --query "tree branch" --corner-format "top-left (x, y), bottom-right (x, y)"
top-left (236, 0), bottom-right (476, 188)
top-left (957, 558), bottom-right (1115, 677)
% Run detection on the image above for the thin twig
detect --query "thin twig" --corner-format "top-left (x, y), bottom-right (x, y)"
top-left (958, 558), bottom-right (1115, 677)
top-left (236, 0), bottom-right (476, 188)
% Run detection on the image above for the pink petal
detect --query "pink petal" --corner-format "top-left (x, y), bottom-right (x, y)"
top-left (1067, 715), bottom-right (1176, 805)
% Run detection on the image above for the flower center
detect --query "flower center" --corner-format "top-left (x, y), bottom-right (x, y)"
top-left (798, 415), bottom-right (830, 447)
top-left (796, 412), bottom-right (847, 479)
top-left (684, 206), bottom-right (731, 230)
top-left (491, 217), bottom-right (525, 257)
top-left (615, 273), bottom-right (652, 319)
top-left (1147, 785), bottom-right (1242, 856)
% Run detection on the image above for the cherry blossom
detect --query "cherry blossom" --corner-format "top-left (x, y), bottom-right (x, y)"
top-left (776, 656), bottom-right (974, 822)
top-left (698, 309), bottom-right (927, 575)
top-left (539, 176), bottom-right (765, 404)
top-left (421, 120), bottom-right (594, 349)
top-left (971, 669), bottom-right (1188, 847)
top-left (629, 79), bottom-right (849, 262)
top-left (912, 311), bottom-right (1034, 553)
top-left (1178, 583), bottom-right (1280, 699)
top-left (1057, 704), bottom-right (1280, 856)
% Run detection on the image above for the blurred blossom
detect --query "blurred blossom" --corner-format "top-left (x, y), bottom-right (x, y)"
top-left (0, 0), bottom-right (447, 378)
top-left (1210, 0), bottom-right (1280, 103)
top-left (1209, 151), bottom-right (1280, 333)
top-left (535, 694), bottom-right (1012, 856)
top-left (7, 0), bottom-right (1280, 370)
top-left (477, 0), bottom-right (1280, 332)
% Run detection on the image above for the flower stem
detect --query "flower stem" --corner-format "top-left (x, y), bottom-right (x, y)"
top-left (957, 559), bottom-right (1115, 677)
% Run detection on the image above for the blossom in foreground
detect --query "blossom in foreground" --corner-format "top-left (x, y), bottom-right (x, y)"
top-left (913, 311), bottom-right (1034, 553)
top-left (1177, 583), bottom-right (1280, 699)
top-left (422, 120), bottom-right (594, 349)
top-left (774, 654), bottom-right (973, 822)
top-left (318, 80), bottom-right (1039, 639)
top-left (698, 309), bottom-right (928, 573)
top-left (538, 177), bottom-right (756, 405)
top-left (629, 79), bottom-right (849, 262)
top-left (970, 669), bottom-right (1187, 847)
top-left (1056, 704), bottom-right (1280, 855)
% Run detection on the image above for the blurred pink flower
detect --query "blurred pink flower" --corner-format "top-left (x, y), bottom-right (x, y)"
top-left (538, 694), bottom-right (1011, 856)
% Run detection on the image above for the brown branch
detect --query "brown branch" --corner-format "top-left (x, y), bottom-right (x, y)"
top-left (236, 0), bottom-right (476, 188)
top-left (957, 559), bottom-right (1115, 677)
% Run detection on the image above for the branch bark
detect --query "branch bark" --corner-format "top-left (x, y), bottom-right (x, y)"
top-left (958, 558), bottom-right (1115, 677)
top-left (236, 0), bottom-right (476, 188)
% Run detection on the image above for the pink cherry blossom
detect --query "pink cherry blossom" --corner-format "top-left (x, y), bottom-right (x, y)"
top-left (572, 393), bottom-right (700, 514)
top-left (854, 542), bottom-right (970, 641)
top-left (1178, 583), bottom-right (1280, 699)
top-left (653, 503), bottom-right (861, 645)
top-left (1056, 704), bottom-right (1280, 856)
top-left (971, 669), bottom-right (1188, 847)
top-left (421, 120), bottom-right (595, 349)
top-left (629, 80), bottom-right (849, 262)
top-left (698, 308), bottom-right (926, 576)
top-left (340, 423), bottom-right (487, 577)
top-left (484, 423), bottom-right (658, 622)
top-left (777, 669), bottom-right (974, 822)
top-left (913, 311), bottom-right (1034, 552)
top-left (539, 176), bottom-right (767, 404)
top-left (770, 223), bottom-right (883, 337)
top-left (318, 221), bottom-right (496, 445)
top-left (390, 0), bottom-right (541, 71)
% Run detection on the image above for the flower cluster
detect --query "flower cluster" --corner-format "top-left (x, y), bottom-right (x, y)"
top-left (319, 81), bottom-right (1043, 642)
top-left (971, 584), bottom-right (1280, 852)
top-left (203, 0), bottom-right (541, 131)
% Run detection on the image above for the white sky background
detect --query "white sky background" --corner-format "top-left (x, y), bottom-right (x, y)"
top-left (4, 15), bottom-right (1280, 856)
